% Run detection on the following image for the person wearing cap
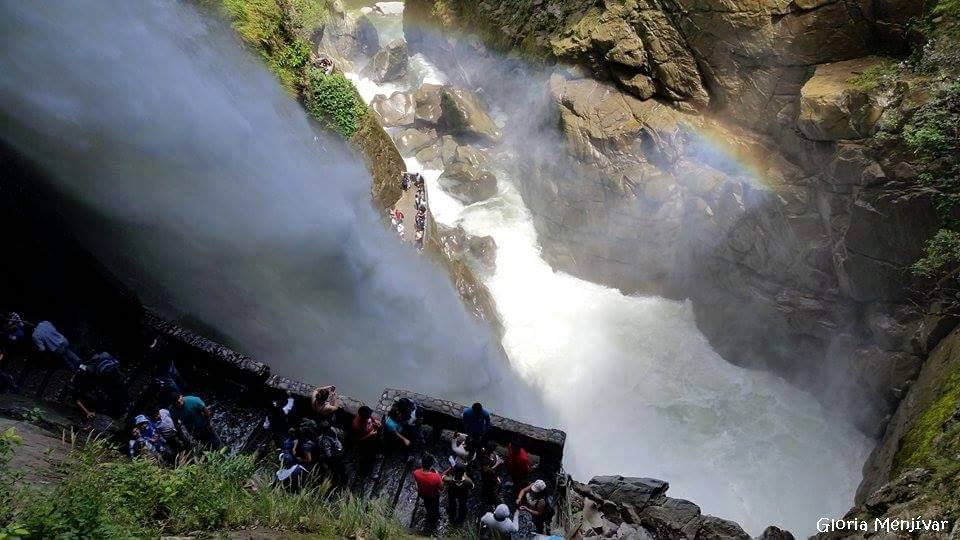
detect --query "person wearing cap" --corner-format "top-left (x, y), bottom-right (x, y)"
top-left (443, 463), bottom-right (474, 524)
top-left (517, 479), bottom-right (551, 533)
top-left (480, 503), bottom-right (519, 535)
top-left (129, 413), bottom-right (166, 460)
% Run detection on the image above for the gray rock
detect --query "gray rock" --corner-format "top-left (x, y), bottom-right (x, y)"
top-left (467, 234), bottom-right (497, 271)
top-left (438, 162), bottom-right (498, 204)
top-left (395, 128), bottom-right (437, 156)
top-left (638, 498), bottom-right (702, 538)
top-left (362, 39), bottom-right (408, 83)
top-left (437, 87), bottom-right (501, 144)
top-left (588, 476), bottom-right (670, 507)
top-left (694, 516), bottom-right (750, 540)
top-left (370, 91), bottom-right (415, 127)
top-left (413, 83), bottom-right (444, 124)
top-left (758, 526), bottom-right (795, 540)
top-left (354, 15), bottom-right (380, 56)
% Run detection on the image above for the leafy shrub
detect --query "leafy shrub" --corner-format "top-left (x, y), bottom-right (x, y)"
top-left (306, 70), bottom-right (368, 137)
top-left (913, 229), bottom-right (960, 278)
top-left (904, 82), bottom-right (960, 218)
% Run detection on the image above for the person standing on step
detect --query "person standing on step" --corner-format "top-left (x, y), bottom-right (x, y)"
top-left (412, 454), bottom-right (443, 525)
top-left (174, 393), bottom-right (222, 450)
top-left (443, 463), bottom-right (474, 524)
top-left (461, 402), bottom-right (492, 453)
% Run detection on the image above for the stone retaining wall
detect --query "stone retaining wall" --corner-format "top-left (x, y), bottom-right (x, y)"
top-left (375, 388), bottom-right (566, 462)
top-left (144, 311), bottom-right (566, 464)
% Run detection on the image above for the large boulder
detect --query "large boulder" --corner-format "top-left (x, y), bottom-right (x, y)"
top-left (413, 83), bottom-right (444, 124)
top-left (354, 15), bottom-right (380, 56)
top-left (438, 87), bottom-right (501, 144)
top-left (362, 39), bottom-right (408, 83)
top-left (438, 162), bottom-right (498, 204)
top-left (371, 91), bottom-right (415, 127)
top-left (797, 57), bottom-right (886, 141)
top-left (395, 128), bottom-right (436, 156)
top-left (696, 516), bottom-right (751, 540)
top-left (588, 476), bottom-right (669, 507)
top-left (411, 84), bottom-right (501, 144)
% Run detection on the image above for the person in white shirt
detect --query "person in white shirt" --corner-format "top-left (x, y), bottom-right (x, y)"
top-left (480, 503), bottom-right (519, 534)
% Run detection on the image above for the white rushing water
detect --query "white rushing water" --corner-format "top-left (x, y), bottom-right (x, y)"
top-left (347, 7), bottom-right (873, 534)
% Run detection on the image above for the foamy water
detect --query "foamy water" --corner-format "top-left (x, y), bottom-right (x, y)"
top-left (347, 6), bottom-right (872, 533)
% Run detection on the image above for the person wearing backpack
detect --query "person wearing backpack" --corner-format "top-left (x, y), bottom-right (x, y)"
top-left (443, 463), bottom-right (474, 524)
top-left (90, 352), bottom-right (128, 415)
top-left (317, 421), bottom-right (346, 486)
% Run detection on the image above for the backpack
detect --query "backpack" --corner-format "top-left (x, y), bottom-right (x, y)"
top-left (92, 352), bottom-right (120, 376)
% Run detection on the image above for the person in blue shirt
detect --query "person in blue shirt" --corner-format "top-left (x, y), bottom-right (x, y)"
top-left (31, 320), bottom-right (84, 372)
top-left (462, 402), bottom-right (492, 452)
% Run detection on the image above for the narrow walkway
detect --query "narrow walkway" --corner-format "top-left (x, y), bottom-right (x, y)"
top-left (390, 173), bottom-right (429, 246)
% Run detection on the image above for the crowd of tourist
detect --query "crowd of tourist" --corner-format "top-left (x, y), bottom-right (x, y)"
top-left (1, 312), bottom-right (224, 463)
top-left (1, 310), bottom-right (556, 536)
top-left (393, 172), bottom-right (428, 252)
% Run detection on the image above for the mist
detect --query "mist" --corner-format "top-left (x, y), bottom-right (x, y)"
top-left (0, 0), bottom-right (529, 413)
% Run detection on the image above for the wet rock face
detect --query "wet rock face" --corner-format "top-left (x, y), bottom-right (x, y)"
top-left (362, 39), bottom-right (409, 83)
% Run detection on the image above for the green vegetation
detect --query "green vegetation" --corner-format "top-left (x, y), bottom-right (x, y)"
top-left (222, 0), bottom-right (310, 93)
top-left (892, 361), bottom-right (960, 475)
top-left (934, 0), bottom-right (960, 19)
top-left (913, 229), bottom-right (960, 279)
top-left (0, 437), bottom-right (408, 539)
top-left (306, 70), bottom-right (368, 137)
top-left (220, 0), bottom-right (371, 140)
top-left (850, 60), bottom-right (899, 93)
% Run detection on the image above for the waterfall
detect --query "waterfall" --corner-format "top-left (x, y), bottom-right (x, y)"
top-left (0, 0), bottom-right (522, 409)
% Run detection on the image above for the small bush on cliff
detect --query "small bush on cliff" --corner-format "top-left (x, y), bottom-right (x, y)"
top-left (914, 229), bottom-right (960, 279)
top-left (904, 82), bottom-right (960, 217)
top-left (1, 440), bottom-right (408, 539)
top-left (306, 69), bottom-right (368, 137)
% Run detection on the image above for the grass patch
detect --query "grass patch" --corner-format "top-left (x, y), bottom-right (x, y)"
top-left (305, 70), bottom-right (368, 137)
top-left (0, 438), bottom-right (409, 539)
top-left (934, 0), bottom-right (960, 18)
top-left (850, 60), bottom-right (899, 93)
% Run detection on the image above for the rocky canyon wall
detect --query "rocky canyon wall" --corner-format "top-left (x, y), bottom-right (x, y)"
top-left (401, 0), bottom-right (951, 440)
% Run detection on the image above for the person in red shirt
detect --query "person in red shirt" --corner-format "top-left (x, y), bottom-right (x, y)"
top-left (350, 406), bottom-right (382, 481)
top-left (412, 454), bottom-right (444, 523)
top-left (505, 438), bottom-right (532, 497)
